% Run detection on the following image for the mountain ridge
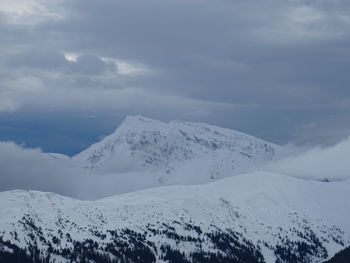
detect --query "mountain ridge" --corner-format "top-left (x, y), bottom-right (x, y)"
top-left (0, 172), bottom-right (349, 262)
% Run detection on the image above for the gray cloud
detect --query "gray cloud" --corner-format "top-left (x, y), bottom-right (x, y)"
top-left (0, 0), bottom-right (350, 151)
top-left (68, 54), bottom-right (113, 75)
top-left (263, 136), bottom-right (350, 181)
top-left (0, 142), bottom-right (79, 197)
top-left (0, 141), bottom-right (170, 199)
top-left (8, 48), bottom-right (67, 70)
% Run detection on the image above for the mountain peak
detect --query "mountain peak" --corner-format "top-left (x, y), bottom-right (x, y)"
top-left (74, 116), bottom-right (282, 188)
top-left (122, 115), bottom-right (164, 125)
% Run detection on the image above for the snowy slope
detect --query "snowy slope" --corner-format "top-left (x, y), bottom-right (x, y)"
top-left (1, 172), bottom-right (349, 263)
top-left (74, 116), bottom-right (283, 185)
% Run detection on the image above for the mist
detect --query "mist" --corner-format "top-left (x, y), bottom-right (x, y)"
top-left (0, 141), bottom-right (158, 199)
top-left (263, 136), bottom-right (350, 181)
top-left (1, 136), bottom-right (350, 200)
top-left (0, 142), bottom-right (81, 197)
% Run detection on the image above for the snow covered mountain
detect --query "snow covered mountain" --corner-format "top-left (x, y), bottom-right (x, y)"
top-left (2, 116), bottom-right (347, 262)
top-left (74, 116), bottom-right (283, 185)
top-left (1, 172), bottom-right (349, 263)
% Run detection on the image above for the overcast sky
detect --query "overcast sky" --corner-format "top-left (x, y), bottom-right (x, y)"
top-left (1, 0), bottom-right (350, 155)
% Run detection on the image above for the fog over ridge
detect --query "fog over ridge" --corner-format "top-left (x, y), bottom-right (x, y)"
top-left (1, 133), bottom-right (349, 199)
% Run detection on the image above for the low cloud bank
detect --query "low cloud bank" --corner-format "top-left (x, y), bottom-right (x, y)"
top-left (0, 142), bottom-right (156, 199)
top-left (0, 142), bottom-right (80, 197)
top-left (263, 137), bottom-right (350, 181)
top-left (1, 137), bottom-right (349, 200)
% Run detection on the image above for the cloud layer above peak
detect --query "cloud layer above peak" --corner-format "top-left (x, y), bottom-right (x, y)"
top-left (0, 0), bottom-right (350, 153)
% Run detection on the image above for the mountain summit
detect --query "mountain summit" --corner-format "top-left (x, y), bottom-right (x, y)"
top-left (74, 116), bottom-right (283, 184)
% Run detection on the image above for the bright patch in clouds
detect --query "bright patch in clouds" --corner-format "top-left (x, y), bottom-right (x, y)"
top-left (116, 61), bottom-right (150, 75)
top-left (0, 0), bottom-right (64, 24)
top-left (101, 57), bottom-right (151, 75)
top-left (64, 53), bottom-right (78, 62)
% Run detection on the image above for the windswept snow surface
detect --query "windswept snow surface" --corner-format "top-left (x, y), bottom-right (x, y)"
top-left (74, 116), bottom-right (283, 185)
top-left (0, 172), bottom-right (349, 262)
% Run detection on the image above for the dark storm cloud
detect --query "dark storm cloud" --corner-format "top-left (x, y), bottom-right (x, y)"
top-left (44, 0), bottom-right (350, 109)
top-left (0, 0), bottom-right (350, 151)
